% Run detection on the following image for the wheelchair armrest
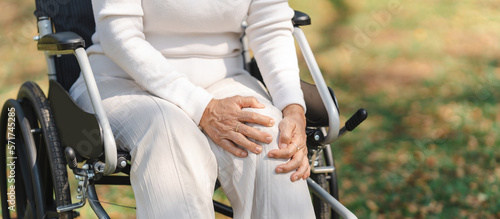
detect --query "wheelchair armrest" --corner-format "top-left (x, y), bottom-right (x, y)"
top-left (247, 58), bottom-right (337, 127)
top-left (37, 31), bottom-right (85, 52)
top-left (293, 11), bottom-right (311, 27)
top-left (301, 80), bottom-right (339, 127)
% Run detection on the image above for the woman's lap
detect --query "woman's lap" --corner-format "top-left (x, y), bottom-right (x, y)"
top-left (72, 74), bottom-right (314, 218)
top-left (75, 78), bottom-right (218, 218)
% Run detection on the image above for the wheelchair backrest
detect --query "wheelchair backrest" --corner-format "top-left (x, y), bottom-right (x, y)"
top-left (35, 0), bottom-right (96, 91)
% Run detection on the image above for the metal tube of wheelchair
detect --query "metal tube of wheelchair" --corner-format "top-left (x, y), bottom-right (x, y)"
top-left (310, 143), bottom-right (336, 174)
top-left (240, 21), bottom-right (251, 70)
top-left (307, 178), bottom-right (358, 219)
top-left (87, 184), bottom-right (111, 219)
top-left (57, 180), bottom-right (87, 213)
top-left (74, 48), bottom-right (117, 174)
top-left (293, 27), bottom-right (340, 144)
top-left (36, 17), bottom-right (57, 81)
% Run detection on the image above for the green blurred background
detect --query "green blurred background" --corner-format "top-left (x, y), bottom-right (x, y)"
top-left (1, 0), bottom-right (499, 218)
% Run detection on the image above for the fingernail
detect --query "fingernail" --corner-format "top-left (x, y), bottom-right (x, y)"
top-left (255, 146), bottom-right (262, 153)
top-left (241, 151), bottom-right (248, 157)
top-left (269, 119), bottom-right (275, 126)
top-left (293, 176), bottom-right (299, 181)
top-left (268, 153), bottom-right (274, 158)
top-left (266, 137), bottom-right (272, 143)
top-left (280, 143), bottom-right (287, 149)
top-left (276, 168), bottom-right (283, 173)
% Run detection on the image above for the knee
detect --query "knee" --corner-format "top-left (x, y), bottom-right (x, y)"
top-left (244, 106), bottom-right (282, 136)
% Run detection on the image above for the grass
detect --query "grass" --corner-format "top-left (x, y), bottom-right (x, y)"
top-left (1, 0), bottom-right (500, 218)
top-left (300, 0), bottom-right (500, 218)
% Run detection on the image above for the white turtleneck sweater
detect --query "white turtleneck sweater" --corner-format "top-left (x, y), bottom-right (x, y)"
top-left (73, 0), bottom-right (305, 124)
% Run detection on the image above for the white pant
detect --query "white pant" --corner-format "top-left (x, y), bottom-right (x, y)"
top-left (73, 73), bottom-right (315, 219)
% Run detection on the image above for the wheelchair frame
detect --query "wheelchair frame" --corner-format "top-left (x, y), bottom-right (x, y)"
top-left (1, 2), bottom-right (366, 218)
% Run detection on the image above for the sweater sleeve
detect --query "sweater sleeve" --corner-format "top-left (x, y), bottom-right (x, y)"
top-left (245, 0), bottom-right (306, 112)
top-left (91, 0), bottom-right (213, 124)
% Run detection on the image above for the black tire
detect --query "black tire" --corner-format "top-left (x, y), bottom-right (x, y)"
top-left (310, 148), bottom-right (340, 219)
top-left (1, 99), bottom-right (39, 218)
top-left (18, 81), bottom-right (73, 219)
top-left (0, 81), bottom-right (72, 219)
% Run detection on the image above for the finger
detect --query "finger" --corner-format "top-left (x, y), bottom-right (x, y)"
top-left (229, 132), bottom-right (263, 154)
top-left (304, 159), bottom-right (311, 179)
top-left (239, 111), bottom-right (275, 127)
top-left (291, 157), bottom-right (310, 182)
top-left (218, 138), bottom-right (248, 158)
top-left (278, 119), bottom-right (295, 149)
top-left (268, 136), bottom-right (305, 159)
top-left (236, 123), bottom-right (273, 144)
top-left (275, 149), bottom-right (305, 174)
top-left (236, 96), bottom-right (265, 109)
top-left (267, 143), bottom-right (296, 159)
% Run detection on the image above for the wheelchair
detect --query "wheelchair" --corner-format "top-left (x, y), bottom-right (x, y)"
top-left (0, 1), bottom-right (366, 218)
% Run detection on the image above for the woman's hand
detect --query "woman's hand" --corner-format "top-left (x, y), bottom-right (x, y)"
top-left (200, 96), bottom-right (275, 158)
top-left (268, 104), bottom-right (310, 182)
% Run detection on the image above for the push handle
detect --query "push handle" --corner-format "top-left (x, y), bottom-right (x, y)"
top-left (345, 108), bottom-right (368, 131)
top-left (65, 147), bottom-right (78, 170)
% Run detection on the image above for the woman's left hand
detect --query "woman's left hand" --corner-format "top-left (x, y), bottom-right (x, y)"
top-left (268, 104), bottom-right (310, 182)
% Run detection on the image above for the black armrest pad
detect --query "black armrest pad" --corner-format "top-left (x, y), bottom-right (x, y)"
top-left (293, 10), bottom-right (311, 27)
top-left (301, 81), bottom-right (339, 127)
top-left (37, 31), bottom-right (85, 51)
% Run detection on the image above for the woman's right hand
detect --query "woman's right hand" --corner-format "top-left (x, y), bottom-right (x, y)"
top-left (199, 96), bottom-right (275, 157)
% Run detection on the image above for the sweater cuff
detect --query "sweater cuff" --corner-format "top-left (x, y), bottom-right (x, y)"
top-left (272, 85), bottom-right (306, 113)
top-left (188, 86), bottom-right (214, 125)
top-left (160, 77), bottom-right (213, 125)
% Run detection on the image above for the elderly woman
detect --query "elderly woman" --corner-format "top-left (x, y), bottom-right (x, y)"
top-left (70, 0), bottom-right (315, 218)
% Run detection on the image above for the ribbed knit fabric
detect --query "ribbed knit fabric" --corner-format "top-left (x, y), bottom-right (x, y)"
top-left (70, 0), bottom-right (305, 124)
top-left (73, 74), bottom-right (315, 219)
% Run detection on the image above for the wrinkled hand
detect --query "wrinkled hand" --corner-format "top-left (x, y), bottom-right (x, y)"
top-left (268, 104), bottom-right (310, 182)
top-left (200, 96), bottom-right (275, 157)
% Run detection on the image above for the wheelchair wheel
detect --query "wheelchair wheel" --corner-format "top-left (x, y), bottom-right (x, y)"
top-left (310, 146), bottom-right (339, 219)
top-left (0, 82), bottom-right (72, 219)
